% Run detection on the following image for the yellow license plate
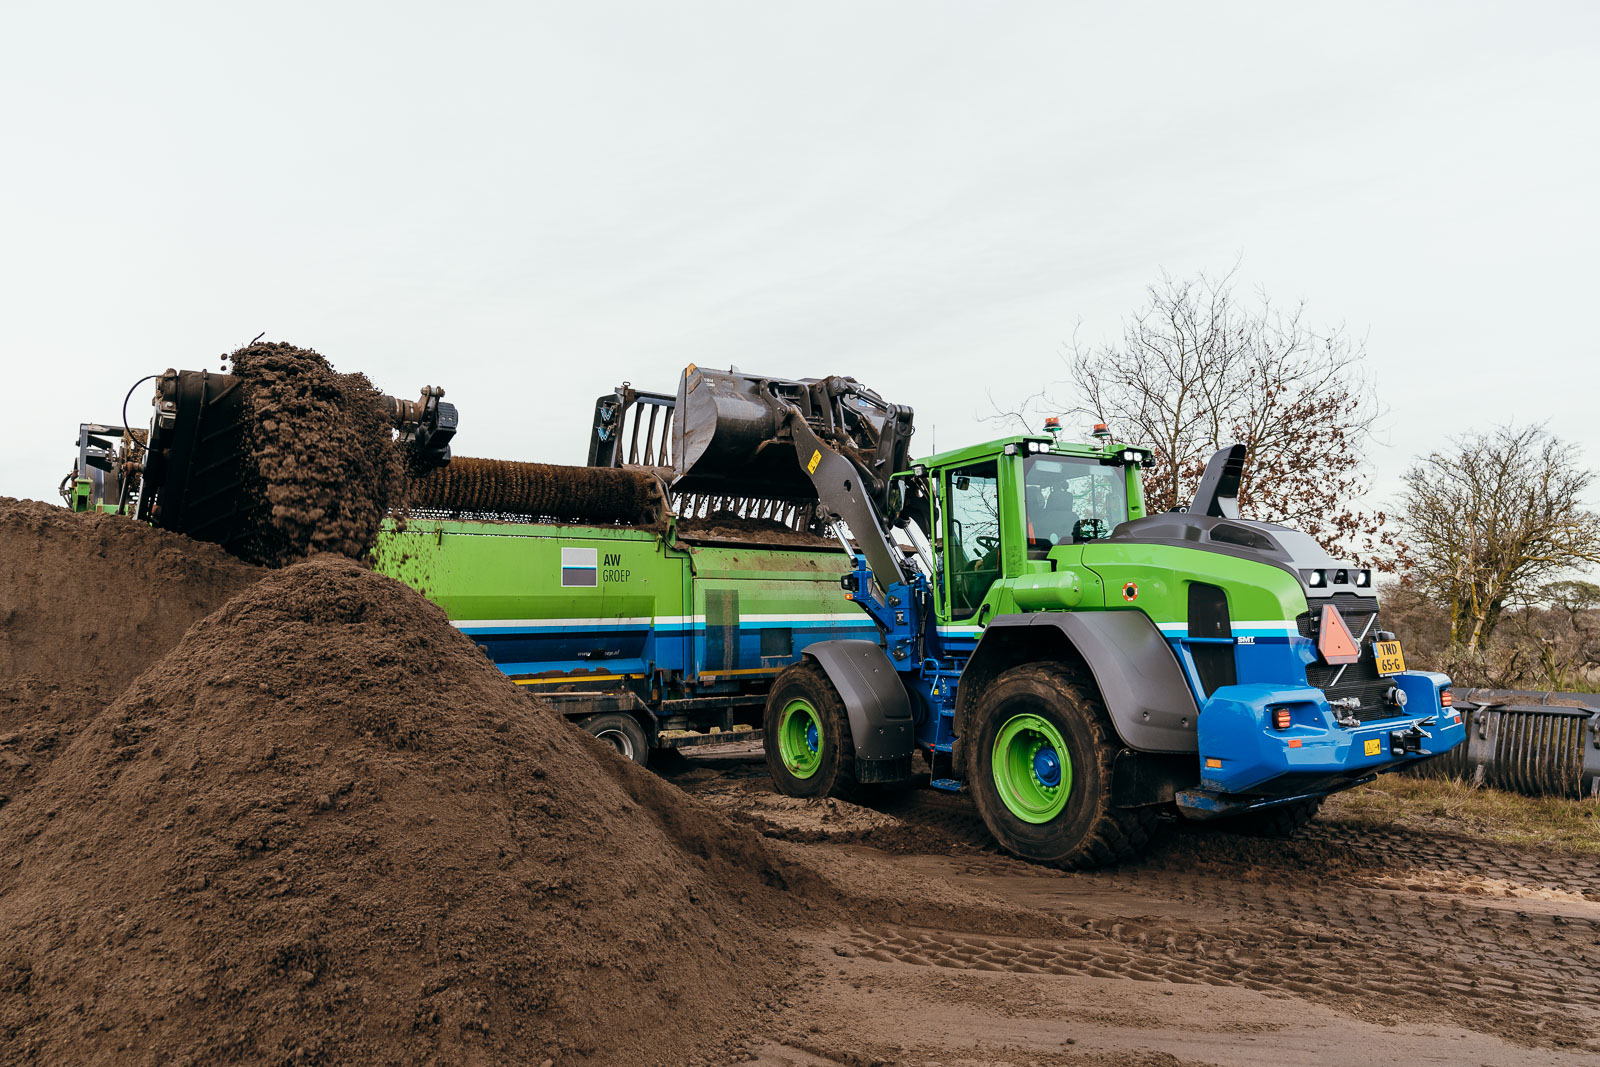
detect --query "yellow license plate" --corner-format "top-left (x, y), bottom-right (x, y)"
top-left (1373, 640), bottom-right (1406, 676)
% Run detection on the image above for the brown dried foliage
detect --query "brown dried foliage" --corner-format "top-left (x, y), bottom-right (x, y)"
top-left (996, 267), bottom-right (1392, 565)
top-left (1381, 578), bottom-right (1600, 690)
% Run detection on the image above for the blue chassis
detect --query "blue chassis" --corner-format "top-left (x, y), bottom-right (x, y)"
top-left (843, 557), bottom-right (1466, 818)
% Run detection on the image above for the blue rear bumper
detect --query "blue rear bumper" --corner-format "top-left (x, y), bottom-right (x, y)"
top-left (1181, 670), bottom-right (1464, 815)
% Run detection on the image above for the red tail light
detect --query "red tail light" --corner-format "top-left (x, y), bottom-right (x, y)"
top-left (1440, 688), bottom-right (1453, 708)
top-left (1272, 707), bottom-right (1292, 730)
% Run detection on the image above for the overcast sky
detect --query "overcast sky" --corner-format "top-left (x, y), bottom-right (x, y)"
top-left (3, 2), bottom-right (1596, 516)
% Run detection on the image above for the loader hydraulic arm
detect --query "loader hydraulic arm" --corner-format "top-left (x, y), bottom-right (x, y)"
top-left (781, 411), bottom-right (912, 591)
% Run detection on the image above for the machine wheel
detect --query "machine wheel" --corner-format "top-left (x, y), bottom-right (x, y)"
top-left (968, 663), bottom-right (1157, 870)
top-left (763, 661), bottom-right (857, 799)
top-left (1220, 796), bottom-right (1323, 837)
top-left (582, 713), bottom-right (650, 767)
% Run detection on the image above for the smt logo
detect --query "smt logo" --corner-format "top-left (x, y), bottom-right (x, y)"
top-left (561, 547), bottom-right (598, 587)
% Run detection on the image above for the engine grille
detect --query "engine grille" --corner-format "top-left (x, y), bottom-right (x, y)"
top-left (1297, 593), bottom-right (1401, 723)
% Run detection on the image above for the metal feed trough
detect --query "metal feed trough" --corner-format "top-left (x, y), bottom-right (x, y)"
top-left (1410, 689), bottom-right (1600, 799)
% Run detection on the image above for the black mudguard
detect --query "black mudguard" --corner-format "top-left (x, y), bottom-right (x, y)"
top-left (962, 612), bottom-right (1199, 754)
top-left (802, 640), bottom-right (915, 781)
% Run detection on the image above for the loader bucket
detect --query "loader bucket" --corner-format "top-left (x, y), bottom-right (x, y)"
top-left (672, 366), bottom-right (818, 499)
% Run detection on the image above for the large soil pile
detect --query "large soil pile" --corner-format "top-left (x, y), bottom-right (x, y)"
top-left (228, 342), bottom-right (405, 566)
top-left (0, 498), bottom-right (264, 804)
top-left (0, 555), bottom-right (810, 1065)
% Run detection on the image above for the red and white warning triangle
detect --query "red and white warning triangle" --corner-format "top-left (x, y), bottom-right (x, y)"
top-left (1317, 604), bottom-right (1361, 665)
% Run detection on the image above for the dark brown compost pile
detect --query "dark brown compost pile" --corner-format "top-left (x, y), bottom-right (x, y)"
top-left (228, 341), bottom-right (404, 566)
top-left (0, 497), bottom-right (264, 806)
top-left (0, 555), bottom-right (811, 1066)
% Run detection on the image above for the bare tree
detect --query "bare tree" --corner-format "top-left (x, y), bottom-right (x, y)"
top-left (1539, 579), bottom-right (1600, 688)
top-left (1381, 576), bottom-right (1600, 690)
top-left (1398, 425), bottom-right (1600, 653)
top-left (997, 268), bottom-right (1388, 562)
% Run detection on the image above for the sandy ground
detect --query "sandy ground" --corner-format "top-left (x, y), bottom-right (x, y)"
top-left (663, 745), bottom-right (1600, 1067)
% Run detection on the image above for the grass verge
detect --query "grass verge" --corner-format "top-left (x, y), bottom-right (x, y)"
top-left (1323, 773), bottom-right (1600, 855)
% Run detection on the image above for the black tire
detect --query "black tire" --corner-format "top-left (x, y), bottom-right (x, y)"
top-left (967, 662), bottom-right (1157, 870)
top-left (763, 661), bottom-right (857, 799)
top-left (582, 713), bottom-right (650, 767)
top-left (1219, 796), bottom-right (1323, 837)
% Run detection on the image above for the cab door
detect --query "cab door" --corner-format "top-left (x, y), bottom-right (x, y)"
top-left (941, 459), bottom-right (1004, 626)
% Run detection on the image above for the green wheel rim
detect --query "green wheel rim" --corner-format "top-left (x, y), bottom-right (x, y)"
top-left (991, 713), bottom-right (1072, 823)
top-left (777, 698), bottom-right (823, 778)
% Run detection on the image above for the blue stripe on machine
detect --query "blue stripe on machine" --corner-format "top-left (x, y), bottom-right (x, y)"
top-left (455, 616), bottom-right (878, 636)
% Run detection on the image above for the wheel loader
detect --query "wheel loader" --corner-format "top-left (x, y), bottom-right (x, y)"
top-left (664, 366), bottom-right (1464, 867)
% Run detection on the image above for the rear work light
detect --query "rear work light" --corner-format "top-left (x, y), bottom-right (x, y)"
top-left (1272, 707), bottom-right (1292, 730)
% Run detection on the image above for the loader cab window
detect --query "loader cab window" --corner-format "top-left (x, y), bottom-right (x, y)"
top-left (1024, 455), bottom-right (1128, 559)
top-left (945, 460), bottom-right (1002, 619)
top-left (900, 473), bottom-right (934, 544)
